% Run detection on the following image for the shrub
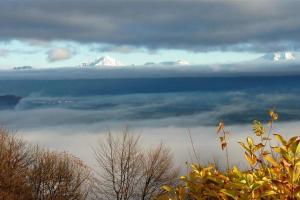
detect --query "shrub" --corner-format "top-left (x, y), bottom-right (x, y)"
top-left (158, 110), bottom-right (300, 200)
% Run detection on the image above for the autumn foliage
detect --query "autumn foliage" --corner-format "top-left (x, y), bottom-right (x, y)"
top-left (0, 129), bottom-right (91, 200)
top-left (158, 110), bottom-right (300, 199)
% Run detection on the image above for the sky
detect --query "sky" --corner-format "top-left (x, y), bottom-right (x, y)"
top-left (0, 0), bottom-right (299, 68)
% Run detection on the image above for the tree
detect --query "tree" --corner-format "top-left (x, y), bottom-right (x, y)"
top-left (92, 129), bottom-right (142, 200)
top-left (0, 128), bottom-right (33, 200)
top-left (92, 129), bottom-right (178, 200)
top-left (139, 144), bottom-right (179, 200)
top-left (0, 128), bottom-right (91, 200)
top-left (28, 149), bottom-right (91, 200)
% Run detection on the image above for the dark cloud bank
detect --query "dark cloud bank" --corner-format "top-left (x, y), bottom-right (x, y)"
top-left (1, 0), bottom-right (300, 52)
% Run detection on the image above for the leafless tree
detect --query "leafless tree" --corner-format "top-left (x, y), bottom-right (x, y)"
top-left (138, 144), bottom-right (179, 200)
top-left (92, 129), bottom-right (178, 200)
top-left (92, 129), bottom-right (142, 200)
top-left (28, 149), bottom-right (91, 200)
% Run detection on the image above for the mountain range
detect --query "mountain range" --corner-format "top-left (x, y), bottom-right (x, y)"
top-left (10, 52), bottom-right (300, 72)
top-left (80, 52), bottom-right (298, 69)
top-left (81, 55), bottom-right (124, 67)
top-left (81, 55), bottom-right (191, 68)
top-left (259, 52), bottom-right (297, 62)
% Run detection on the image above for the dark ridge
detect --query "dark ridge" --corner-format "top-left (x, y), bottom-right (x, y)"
top-left (0, 95), bottom-right (22, 109)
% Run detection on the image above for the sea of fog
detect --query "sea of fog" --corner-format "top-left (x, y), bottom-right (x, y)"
top-left (0, 76), bottom-right (300, 169)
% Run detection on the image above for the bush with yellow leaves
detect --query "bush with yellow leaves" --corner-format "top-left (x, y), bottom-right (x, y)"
top-left (157, 110), bottom-right (300, 200)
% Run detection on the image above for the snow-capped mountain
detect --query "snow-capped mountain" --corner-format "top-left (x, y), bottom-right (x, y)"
top-left (260, 52), bottom-right (296, 62)
top-left (175, 59), bottom-right (190, 65)
top-left (81, 55), bottom-right (124, 67)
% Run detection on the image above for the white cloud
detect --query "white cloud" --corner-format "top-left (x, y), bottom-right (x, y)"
top-left (0, 49), bottom-right (9, 57)
top-left (47, 48), bottom-right (72, 62)
top-left (19, 121), bottom-right (300, 170)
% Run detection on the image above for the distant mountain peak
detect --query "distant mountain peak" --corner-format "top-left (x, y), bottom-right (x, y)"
top-left (284, 52), bottom-right (295, 61)
top-left (175, 59), bottom-right (190, 66)
top-left (81, 55), bottom-right (124, 67)
top-left (13, 66), bottom-right (33, 70)
top-left (262, 52), bottom-right (296, 62)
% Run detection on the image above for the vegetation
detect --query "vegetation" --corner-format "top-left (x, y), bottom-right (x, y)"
top-left (158, 110), bottom-right (300, 200)
top-left (0, 128), bottom-right (91, 200)
top-left (0, 127), bottom-right (178, 200)
top-left (91, 129), bottom-right (179, 200)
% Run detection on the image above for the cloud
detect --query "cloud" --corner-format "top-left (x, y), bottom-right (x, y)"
top-left (23, 39), bottom-right (51, 48)
top-left (0, 48), bottom-right (38, 57)
top-left (18, 121), bottom-right (300, 169)
top-left (47, 48), bottom-right (72, 62)
top-left (93, 45), bottom-right (140, 54)
top-left (0, 49), bottom-right (9, 57)
top-left (91, 44), bottom-right (158, 54)
top-left (0, 0), bottom-right (300, 52)
top-left (0, 89), bottom-right (298, 131)
top-left (0, 82), bottom-right (298, 168)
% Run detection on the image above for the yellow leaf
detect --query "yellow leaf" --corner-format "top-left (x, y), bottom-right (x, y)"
top-left (293, 167), bottom-right (300, 183)
top-left (296, 140), bottom-right (300, 155)
top-left (245, 152), bottom-right (257, 166)
top-left (220, 189), bottom-right (238, 200)
top-left (219, 136), bottom-right (225, 143)
top-left (239, 142), bottom-right (251, 153)
top-left (247, 174), bottom-right (254, 183)
top-left (162, 185), bottom-right (172, 192)
top-left (273, 134), bottom-right (287, 145)
top-left (269, 109), bottom-right (278, 121)
top-left (190, 164), bottom-right (200, 172)
top-left (247, 137), bottom-right (254, 148)
top-left (262, 153), bottom-right (279, 167)
top-left (217, 122), bottom-right (224, 133)
top-left (289, 139), bottom-right (300, 154)
top-left (262, 190), bottom-right (277, 197)
top-left (252, 120), bottom-right (265, 136)
top-left (232, 166), bottom-right (240, 175)
top-left (272, 146), bottom-right (284, 154)
top-left (251, 183), bottom-right (262, 190)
